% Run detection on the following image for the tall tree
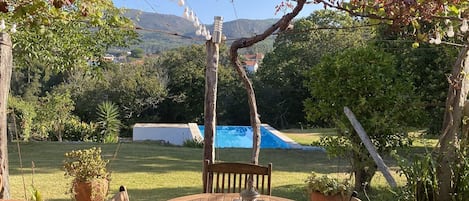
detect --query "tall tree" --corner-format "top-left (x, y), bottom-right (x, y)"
top-left (312, 1), bottom-right (469, 199)
top-left (0, 0), bottom-right (137, 198)
top-left (372, 27), bottom-right (460, 135)
top-left (304, 45), bottom-right (423, 190)
top-left (257, 10), bottom-right (369, 129)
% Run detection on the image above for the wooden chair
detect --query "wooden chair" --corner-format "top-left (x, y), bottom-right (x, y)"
top-left (203, 159), bottom-right (272, 195)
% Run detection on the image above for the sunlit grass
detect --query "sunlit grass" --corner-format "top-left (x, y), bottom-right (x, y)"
top-left (282, 128), bottom-right (336, 145)
top-left (283, 128), bottom-right (439, 148)
top-left (5, 133), bottom-right (420, 201)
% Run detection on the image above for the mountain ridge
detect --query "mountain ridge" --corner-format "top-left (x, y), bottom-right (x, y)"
top-left (123, 9), bottom-right (277, 53)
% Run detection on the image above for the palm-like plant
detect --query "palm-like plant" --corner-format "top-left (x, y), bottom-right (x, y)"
top-left (96, 101), bottom-right (121, 143)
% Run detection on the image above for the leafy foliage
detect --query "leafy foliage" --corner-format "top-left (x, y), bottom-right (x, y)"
top-left (96, 101), bottom-right (121, 143)
top-left (305, 172), bottom-right (349, 196)
top-left (129, 48), bottom-right (145, 58)
top-left (34, 91), bottom-right (76, 141)
top-left (30, 187), bottom-right (43, 201)
top-left (372, 25), bottom-right (459, 135)
top-left (57, 61), bottom-right (167, 136)
top-left (453, 148), bottom-right (469, 201)
top-left (257, 10), bottom-right (370, 129)
top-left (155, 44), bottom-right (246, 124)
top-left (394, 152), bottom-right (438, 201)
top-left (304, 45), bottom-right (423, 189)
top-left (394, 147), bottom-right (469, 201)
top-left (183, 138), bottom-right (204, 148)
top-left (62, 118), bottom-right (98, 142)
top-left (7, 96), bottom-right (37, 141)
top-left (8, 93), bottom-right (98, 142)
top-left (6, 0), bottom-right (138, 72)
top-left (63, 147), bottom-right (109, 182)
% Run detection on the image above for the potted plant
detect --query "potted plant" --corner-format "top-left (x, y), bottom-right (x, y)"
top-left (305, 172), bottom-right (357, 201)
top-left (64, 147), bottom-right (110, 201)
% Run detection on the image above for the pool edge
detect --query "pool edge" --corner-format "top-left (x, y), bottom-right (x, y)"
top-left (261, 124), bottom-right (325, 151)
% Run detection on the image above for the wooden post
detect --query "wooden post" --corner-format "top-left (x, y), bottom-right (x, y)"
top-left (203, 40), bottom-right (219, 163)
top-left (0, 33), bottom-right (12, 199)
top-left (344, 107), bottom-right (397, 188)
top-left (203, 16), bottom-right (223, 164)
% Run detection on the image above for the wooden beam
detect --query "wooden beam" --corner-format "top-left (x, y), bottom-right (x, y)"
top-left (344, 107), bottom-right (397, 188)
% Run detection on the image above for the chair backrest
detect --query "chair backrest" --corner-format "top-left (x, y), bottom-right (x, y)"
top-left (203, 159), bottom-right (272, 195)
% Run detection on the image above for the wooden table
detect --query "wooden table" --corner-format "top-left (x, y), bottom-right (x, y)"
top-left (168, 193), bottom-right (294, 201)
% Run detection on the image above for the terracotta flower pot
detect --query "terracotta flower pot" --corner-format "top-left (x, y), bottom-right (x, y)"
top-left (309, 192), bottom-right (347, 201)
top-left (310, 192), bottom-right (362, 201)
top-left (73, 179), bottom-right (109, 201)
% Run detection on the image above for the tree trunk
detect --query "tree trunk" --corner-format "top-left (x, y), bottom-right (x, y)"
top-left (351, 151), bottom-right (377, 191)
top-left (203, 41), bottom-right (219, 163)
top-left (0, 33), bottom-right (12, 199)
top-left (436, 46), bottom-right (469, 201)
top-left (229, 0), bottom-right (307, 165)
top-left (229, 50), bottom-right (261, 165)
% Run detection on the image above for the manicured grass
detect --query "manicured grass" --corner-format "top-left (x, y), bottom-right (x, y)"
top-left (5, 141), bottom-right (405, 201)
top-left (282, 128), bottom-right (337, 146)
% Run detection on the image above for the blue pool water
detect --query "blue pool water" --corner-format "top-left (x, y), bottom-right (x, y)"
top-left (198, 126), bottom-right (291, 149)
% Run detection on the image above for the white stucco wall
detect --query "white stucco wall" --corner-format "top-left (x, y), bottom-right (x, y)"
top-left (132, 123), bottom-right (201, 145)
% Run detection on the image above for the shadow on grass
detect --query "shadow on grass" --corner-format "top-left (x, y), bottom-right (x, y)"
top-left (6, 141), bottom-right (363, 201)
top-left (8, 142), bottom-right (351, 175)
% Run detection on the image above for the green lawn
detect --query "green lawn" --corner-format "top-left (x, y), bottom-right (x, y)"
top-left (6, 128), bottom-right (414, 201)
top-left (6, 141), bottom-right (400, 201)
top-left (282, 128), bottom-right (337, 146)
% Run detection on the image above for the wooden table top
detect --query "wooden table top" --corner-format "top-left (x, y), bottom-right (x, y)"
top-left (168, 193), bottom-right (294, 201)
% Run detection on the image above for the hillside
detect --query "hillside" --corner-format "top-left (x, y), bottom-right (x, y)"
top-left (123, 9), bottom-right (277, 54)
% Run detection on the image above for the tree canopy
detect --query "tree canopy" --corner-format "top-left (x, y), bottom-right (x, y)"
top-left (304, 45), bottom-right (424, 190)
top-left (257, 10), bottom-right (370, 128)
top-left (2, 0), bottom-right (137, 72)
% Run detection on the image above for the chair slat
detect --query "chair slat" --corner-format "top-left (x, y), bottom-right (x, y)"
top-left (203, 160), bottom-right (272, 195)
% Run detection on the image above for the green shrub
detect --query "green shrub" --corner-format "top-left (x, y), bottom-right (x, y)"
top-left (8, 96), bottom-right (37, 141)
top-left (183, 138), bottom-right (204, 148)
top-left (62, 118), bottom-right (98, 141)
top-left (394, 151), bottom-right (437, 201)
top-left (63, 147), bottom-right (109, 182)
top-left (96, 101), bottom-right (121, 143)
top-left (305, 172), bottom-right (350, 196)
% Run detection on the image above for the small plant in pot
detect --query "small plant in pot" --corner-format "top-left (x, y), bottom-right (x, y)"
top-left (64, 147), bottom-right (110, 201)
top-left (305, 172), bottom-right (359, 201)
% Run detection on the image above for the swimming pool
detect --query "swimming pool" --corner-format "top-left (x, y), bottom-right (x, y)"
top-left (198, 125), bottom-right (291, 149)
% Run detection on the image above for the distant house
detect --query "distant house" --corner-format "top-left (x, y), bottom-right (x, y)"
top-left (244, 60), bottom-right (259, 73)
top-left (242, 53), bottom-right (264, 73)
top-left (102, 54), bottom-right (115, 62)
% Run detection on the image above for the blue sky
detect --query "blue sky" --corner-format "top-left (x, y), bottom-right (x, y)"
top-left (112, 0), bottom-right (320, 24)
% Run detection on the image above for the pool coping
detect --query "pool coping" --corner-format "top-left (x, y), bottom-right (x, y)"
top-left (261, 124), bottom-right (324, 151)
